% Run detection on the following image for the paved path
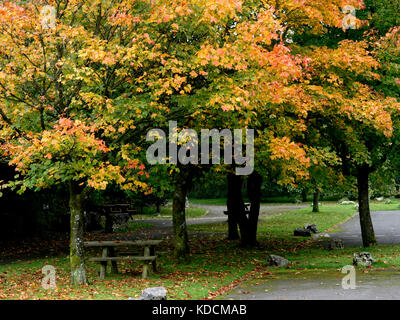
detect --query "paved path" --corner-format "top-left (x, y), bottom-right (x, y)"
top-left (330, 211), bottom-right (400, 246)
top-left (222, 270), bottom-right (400, 300)
top-left (222, 210), bottom-right (400, 300)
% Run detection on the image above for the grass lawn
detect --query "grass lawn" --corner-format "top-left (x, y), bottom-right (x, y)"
top-left (370, 200), bottom-right (400, 211)
top-left (189, 196), bottom-right (337, 205)
top-left (189, 197), bottom-right (339, 206)
top-left (134, 206), bottom-right (207, 219)
top-left (112, 221), bottom-right (154, 233)
top-left (1, 201), bottom-right (400, 300)
top-left (188, 198), bottom-right (228, 205)
top-left (189, 197), bottom-right (304, 206)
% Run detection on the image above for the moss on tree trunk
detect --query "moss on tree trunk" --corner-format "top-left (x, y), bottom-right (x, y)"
top-left (69, 182), bottom-right (87, 285)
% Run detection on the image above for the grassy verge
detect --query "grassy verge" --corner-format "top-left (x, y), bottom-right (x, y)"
top-left (1, 202), bottom-right (399, 300)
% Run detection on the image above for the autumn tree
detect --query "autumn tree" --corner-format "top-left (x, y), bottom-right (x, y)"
top-left (302, 147), bottom-right (344, 212)
top-left (290, 6), bottom-right (400, 246)
top-left (229, 0), bottom-right (400, 248)
top-left (139, 0), bottom-right (315, 251)
top-left (139, 0), bottom-right (398, 253)
top-left (177, 0), bottom-right (392, 247)
top-left (2, 1), bottom-right (398, 274)
top-left (145, 0), bottom-right (400, 250)
top-left (0, 0), bottom-right (156, 284)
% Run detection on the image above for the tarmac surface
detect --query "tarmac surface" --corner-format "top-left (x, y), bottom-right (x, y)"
top-left (222, 210), bottom-right (400, 300)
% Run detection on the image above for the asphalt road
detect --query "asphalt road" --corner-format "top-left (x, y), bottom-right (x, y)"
top-left (221, 270), bottom-right (400, 300)
top-left (222, 210), bottom-right (400, 300)
top-left (330, 211), bottom-right (400, 246)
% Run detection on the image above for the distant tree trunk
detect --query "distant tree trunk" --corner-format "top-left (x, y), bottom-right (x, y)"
top-left (312, 188), bottom-right (320, 212)
top-left (226, 173), bottom-right (239, 240)
top-left (247, 171), bottom-right (262, 246)
top-left (155, 202), bottom-right (161, 215)
top-left (227, 173), bottom-right (250, 246)
top-left (172, 168), bottom-right (191, 262)
top-left (69, 181), bottom-right (87, 285)
top-left (301, 189), bottom-right (307, 202)
top-left (357, 166), bottom-right (377, 247)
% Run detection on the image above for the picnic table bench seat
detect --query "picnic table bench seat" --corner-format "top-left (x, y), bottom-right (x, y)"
top-left (84, 240), bottom-right (162, 279)
top-left (89, 256), bottom-right (156, 262)
top-left (84, 240), bottom-right (161, 246)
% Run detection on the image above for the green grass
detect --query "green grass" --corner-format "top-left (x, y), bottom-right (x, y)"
top-left (189, 197), bottom-right (338, 206)
top-left (189, 197), bottom-right (306, 206)
top-left (1, 201), bottom-right (400, 300)
top-left (281, 244), bottom-right (400, 270)
top-left (189, 203), bottom-right (356, 235)
top-left (113, 221), bottom-right (153, 233)
top-left (190, 197), bottom-right (400, 207)
top-left (370, 200), bottom-right (400, 211)
top-left (188, 198), bottom-right (227, 205)
top-left (189, 196), bottom-right (327, 204)
top-left (135, 206), bottom-right (207, 219)
top-left (260, 196), bottom-right (301, 203)
top-left (0, 238), bottom-right (265, 300)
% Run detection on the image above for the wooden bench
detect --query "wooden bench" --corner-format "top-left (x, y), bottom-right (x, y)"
top-left (84, 240), bottom-right (162, 279)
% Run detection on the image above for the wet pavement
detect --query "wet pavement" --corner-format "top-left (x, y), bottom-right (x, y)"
top-left (222, 210), bottom-right (400, 300)
top-left (221, 270), bottom-right (400, 300)
top-left (330, 211), bottom-right (400, 246)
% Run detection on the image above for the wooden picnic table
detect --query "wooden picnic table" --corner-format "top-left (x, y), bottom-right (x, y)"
top-left (84, 240), bottom-right (162, 279)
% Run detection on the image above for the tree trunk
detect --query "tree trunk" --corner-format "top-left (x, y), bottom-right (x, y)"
top-left (69, 182), bottom-right (87, 285)
top-left (227, 173), bottom-right (249, 246)
top-left (247, 172), bottom-right (262, 246)
top-left (226, 173), bottom-right (239, 240)
top-left (155, 202), bottom-right (161, 215)
top-left (227, 214), bottom-right (240, 240)
top-left (312, 188), bottom-right (320, 212)
top-left (301, 189), bottom-right (307, 202)
top-left (357, 166), bottom-right (377, 247)
top-left (172, 168), bottom-right (191, 262)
